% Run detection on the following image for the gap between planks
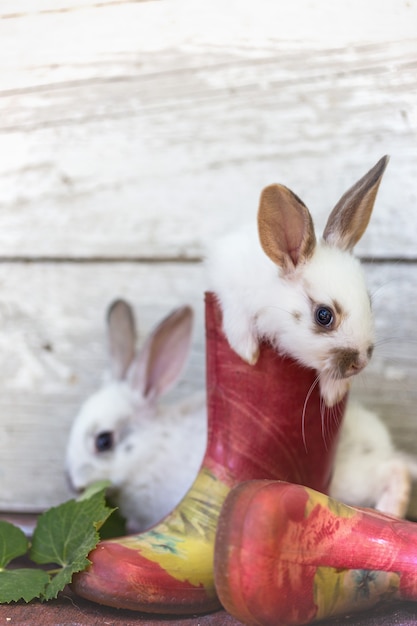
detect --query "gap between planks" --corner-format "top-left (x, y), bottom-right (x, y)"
top-left (0, 256), bottom-right (415, 264)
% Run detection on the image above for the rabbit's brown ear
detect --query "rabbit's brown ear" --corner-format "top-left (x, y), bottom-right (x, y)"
top-left (258, 184), bottom-right (316, 272)
top-left (107, 299), bottom-right (137, 380)
top-left (323, 155), bottom-right (389, 251)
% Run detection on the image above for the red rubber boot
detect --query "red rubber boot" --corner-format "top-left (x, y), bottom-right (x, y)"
top-left (71, 292), bottom-right (347, 614)
top-left (215, 480), bottom-right (417, 626)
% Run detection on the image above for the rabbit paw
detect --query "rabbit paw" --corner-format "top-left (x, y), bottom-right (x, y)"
top-left (223, 315), bottom-right (260, 365)
top-left (376, 460), bottom-right (411, 518)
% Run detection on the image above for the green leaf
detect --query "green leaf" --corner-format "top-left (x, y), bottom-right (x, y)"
top-left (77, 479), bottom-right (112, 502)
top-left (0, 569), bottom-right (50, 603)
top-left (0, 521), bottom-right (28, 568)
top-left (78, 481), bottom-right (127, 539)
top-left (99, 504), bottom-right (127, 540)
top-left (0, 521), bottom-right (49, 603)
top-left (30, 489), bottom-right (115, 600)
top-left (0, 484), bottom-right (117, 604)
top-left (41, 563), bottom-right (77, 601)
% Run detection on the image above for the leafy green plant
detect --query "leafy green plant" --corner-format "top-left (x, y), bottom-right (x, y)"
top-left (0, 482), bottom-right (120, 603)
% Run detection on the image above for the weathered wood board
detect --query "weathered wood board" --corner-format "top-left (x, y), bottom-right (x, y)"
top-left (0, 0), bottom-right (416, 521)
top-left (0, 3), bottom-right (416, 260)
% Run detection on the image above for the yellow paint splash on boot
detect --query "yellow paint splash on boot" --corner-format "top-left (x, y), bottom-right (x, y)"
top-left (314, 566), bottom-right (400, 621)
top-left (119, 467), bottom-right (230, 592)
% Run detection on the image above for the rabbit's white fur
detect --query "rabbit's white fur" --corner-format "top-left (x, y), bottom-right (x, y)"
top-left (206, 157), bottom-right (389, 407)
top-left (66, 301), bottom-right (207, 532)
top-left (330, 402), bottom-right (417, 518)
top-left (208, 229), bottom-right (373, 407)
top-left (67, 384), bottom-right (206, 530)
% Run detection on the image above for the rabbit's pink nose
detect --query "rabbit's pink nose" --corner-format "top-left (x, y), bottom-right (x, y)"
top-left (345, 360), bottom-right (366, 376)
top-left (332, 347), bottom-right (371, 379)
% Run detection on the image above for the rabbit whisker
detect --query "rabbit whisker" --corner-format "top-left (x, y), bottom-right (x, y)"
top-left (301, 374), bottom-right (321, 454)
top-left (320, 393), bottom-right (329, 451)
top-left (368, 277), bottom-right (401, 302)
top-left (374, 336), bottom-right (417, 347)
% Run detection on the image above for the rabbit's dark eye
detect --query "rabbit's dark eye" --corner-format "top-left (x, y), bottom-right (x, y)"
top-left (314, 306), bottom-right (334, 329)
top-left (95, 431), bottom-right (114, 453)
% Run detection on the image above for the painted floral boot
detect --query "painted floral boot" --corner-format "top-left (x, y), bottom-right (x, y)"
top-left (215, 479), bottom-right (417, 626)
top-left (71, 292), bottom-right (347, 614)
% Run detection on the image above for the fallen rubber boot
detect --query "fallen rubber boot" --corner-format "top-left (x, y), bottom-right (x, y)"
top-left (215, 479), bottom-right (417, 626)
top-left (71, 292), bottom-right (347, 614)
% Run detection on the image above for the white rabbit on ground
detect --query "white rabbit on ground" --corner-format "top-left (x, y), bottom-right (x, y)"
top-left (206, 155), bottom-right (415, 517)
top-left (65, 300), bottom-right (206, 532)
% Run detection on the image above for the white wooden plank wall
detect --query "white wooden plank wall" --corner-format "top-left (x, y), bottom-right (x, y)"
top-left (0, 0), bottom-right (416, 514)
